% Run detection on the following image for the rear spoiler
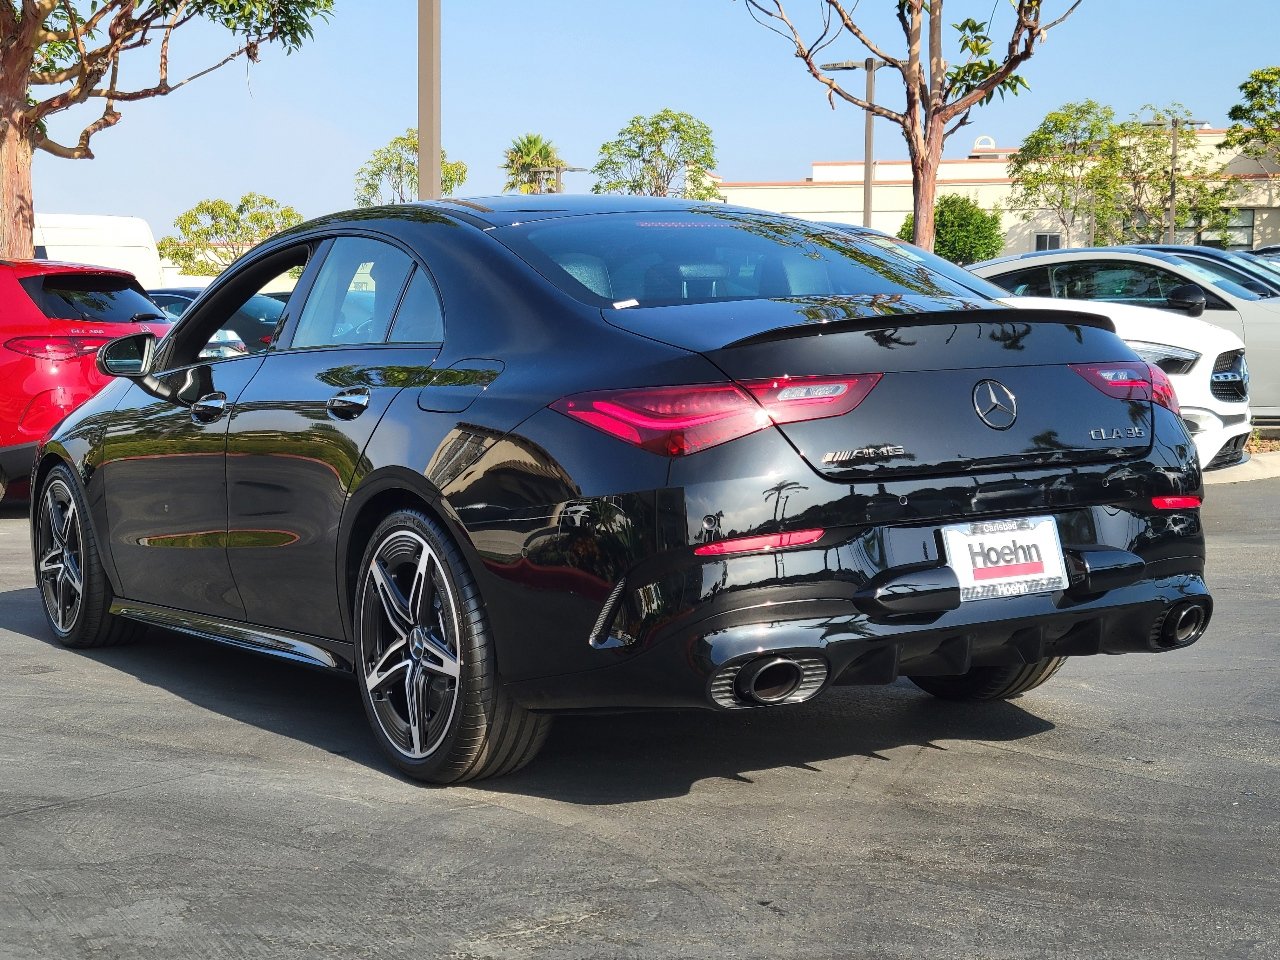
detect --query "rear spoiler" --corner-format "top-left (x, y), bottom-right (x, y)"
top-left (725, 307), bottom-right (1115, 349)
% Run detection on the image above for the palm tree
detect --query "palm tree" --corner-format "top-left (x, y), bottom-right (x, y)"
top-left (503, 133), bottom-right (564, 194)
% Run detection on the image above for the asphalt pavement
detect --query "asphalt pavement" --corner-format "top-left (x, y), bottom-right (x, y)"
top-left (0, 481), bottom-right (1276, 960)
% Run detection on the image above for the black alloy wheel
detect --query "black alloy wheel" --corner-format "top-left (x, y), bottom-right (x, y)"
top-left (34, 465), bottom-right (141, 648)
top-left (354, 509), bottom-right (550, 783)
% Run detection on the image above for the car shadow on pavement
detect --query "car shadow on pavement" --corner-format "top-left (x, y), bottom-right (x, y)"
top-left (2, 582), bottom-right (1056, 801)
top-left (485, 691), bottom-right (1055, 805)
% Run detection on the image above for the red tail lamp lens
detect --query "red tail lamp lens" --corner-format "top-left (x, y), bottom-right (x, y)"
top-left (739, 373), bottom-right (882, 425)
top-left (1070, 361), bottom-right (1152, 401)
top-left (694, 528), bottom-right (825, 557)
top-left (1146, 362), bottom-right (1181, 415)
top-left (5, 336), bottom-right (110, 361)
top-left (1152, 495), bottom-right (1201, 510)
top-left (552, 375), bottom-right (881, 457)
top-left (552, 384), bottom-right (766, 456)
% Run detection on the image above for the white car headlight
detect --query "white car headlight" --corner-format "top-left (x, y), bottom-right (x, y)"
top-left (1126, 340), bottom-right (1200, 376)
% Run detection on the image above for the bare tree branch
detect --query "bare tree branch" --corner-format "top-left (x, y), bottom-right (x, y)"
top-left (825, 0), bottom-right (904, 70)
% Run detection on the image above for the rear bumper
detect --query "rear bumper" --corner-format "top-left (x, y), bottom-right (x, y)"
top-left (507, 571), bottom-right (1211, 712)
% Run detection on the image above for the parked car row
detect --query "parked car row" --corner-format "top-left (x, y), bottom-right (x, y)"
top-left (3, 231), bottom-right (1268, 501)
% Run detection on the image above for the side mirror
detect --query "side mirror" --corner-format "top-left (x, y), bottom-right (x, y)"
top-left (1167, 284), bottom-right (1207, 318)
top-left (97, 331), bottom-right (156, 378)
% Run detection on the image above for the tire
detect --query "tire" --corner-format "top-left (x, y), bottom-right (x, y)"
top-left (34, 464), bottom-right (143, 648)
top-left (353, 509), bottom-right (551, 783)
top-left (908, 657), bottom-right (1067, 701)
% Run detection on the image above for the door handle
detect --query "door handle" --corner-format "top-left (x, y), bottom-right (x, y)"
top-left (190, 392), bottom-right (227, 424)
top-left (327, 388), bottom-right (370, 420)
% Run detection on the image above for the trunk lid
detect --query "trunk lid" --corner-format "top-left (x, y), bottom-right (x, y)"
top-left (616, 297), bottom-right (1150, 481)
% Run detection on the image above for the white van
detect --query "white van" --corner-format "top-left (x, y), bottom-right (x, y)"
top-left (32, 213), bottom-right (164, 288)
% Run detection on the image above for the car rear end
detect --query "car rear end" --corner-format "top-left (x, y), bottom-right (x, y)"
top-left (486, 210), bottom-right (1210, 712)
top-left (0, 261), bottom-right (169, 494)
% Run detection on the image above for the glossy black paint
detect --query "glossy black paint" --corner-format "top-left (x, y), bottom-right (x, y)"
top-left (34, 196), bottom-right (1210, 719)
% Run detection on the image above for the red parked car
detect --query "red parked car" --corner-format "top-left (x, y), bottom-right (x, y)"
top-left (0, 260), bottom-right (169, 498)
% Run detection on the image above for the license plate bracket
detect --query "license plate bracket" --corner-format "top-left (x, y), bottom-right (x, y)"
top-left (941, 516), bottom-right (1067, 601)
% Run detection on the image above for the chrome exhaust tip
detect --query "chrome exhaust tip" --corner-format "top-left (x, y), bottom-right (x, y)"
top-left (709, 654), bottom-right (829, 710)
top-left (1151, 598), bottom-right (1212, 650)
top-left (736, 657), bottom-right (804, 704)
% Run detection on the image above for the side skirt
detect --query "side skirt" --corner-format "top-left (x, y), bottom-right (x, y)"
top-left (109, 598), bottom-right (355, 672)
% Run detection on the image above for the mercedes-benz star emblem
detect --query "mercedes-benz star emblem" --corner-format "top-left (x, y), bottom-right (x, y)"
top-left (973, 379), bottom-right (1018, 430)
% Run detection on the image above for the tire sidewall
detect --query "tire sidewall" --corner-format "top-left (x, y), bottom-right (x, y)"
top-left (353, 509), bottom-right (489, 782)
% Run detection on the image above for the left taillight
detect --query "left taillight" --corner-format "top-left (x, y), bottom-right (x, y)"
top-left (1069, 360), bottom-right (1180, 416)
top-left (5, 336), bottom-right (112, 361)
top-left (551, 374), bottom-right (881, 457)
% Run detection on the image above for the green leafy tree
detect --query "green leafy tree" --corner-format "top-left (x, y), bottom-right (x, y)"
top-left (502, 133), bottom-right (564, 194)
top-left (1009, 101), bottom-right (1234, 246)
top-left (0, 0), bottom-right (334, 259)
top-left (158, 193), bottom-right (304, 276)
top-left (354, 128), bottom-right (466, 205)
top-left (1221, 67), bottom-right (1280, 162)
top-left (744, 1), bottom-right (1082, 250)
top-left (591, 109), bottom-right (720, 200)
top-left (1007, 100), bottom-right (1121, 247)
top-left (896, 194), bottom-right (1002, 264)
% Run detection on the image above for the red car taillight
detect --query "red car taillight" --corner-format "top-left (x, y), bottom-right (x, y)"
top-left (1070, 360), bottom-right (1179, 416)
top-left (693, 528), bottom-right (825, 557)
top-left (551, 374), bottom-right (882, 456)
top-left (5, 336), bottom-right (112, 361)
top-left (1152, 495), bottom-right (1201, 510)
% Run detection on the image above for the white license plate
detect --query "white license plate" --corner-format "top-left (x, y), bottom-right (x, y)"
top-left (941, 516), bottom-right (1067, 602)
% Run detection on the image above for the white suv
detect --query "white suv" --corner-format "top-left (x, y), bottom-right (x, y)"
top-left (971, 248), bottom-right (1275, 424)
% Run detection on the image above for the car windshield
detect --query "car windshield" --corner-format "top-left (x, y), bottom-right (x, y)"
top-left (492, 210), bottom-right (988, 309)
top-left (1170, 258), bottom-right (1263, 301)
top-left (19, 273), bottom-right (166, 323)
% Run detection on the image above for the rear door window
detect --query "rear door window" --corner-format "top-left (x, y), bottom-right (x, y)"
top-left (289, 237), bottom-right (414, 348)
top-left (19, 273), bottom-right (163, 323)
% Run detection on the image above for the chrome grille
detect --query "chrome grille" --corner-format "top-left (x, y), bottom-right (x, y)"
top-left (1210, 350), bottom-right (1248, 402)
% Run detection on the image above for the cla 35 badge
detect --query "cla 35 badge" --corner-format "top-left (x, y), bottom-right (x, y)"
top-left (1090, 426), bottom-right (1146, 441)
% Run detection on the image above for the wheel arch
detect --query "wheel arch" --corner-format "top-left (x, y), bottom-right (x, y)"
top-left (337, 467), bottom-right (473, 645)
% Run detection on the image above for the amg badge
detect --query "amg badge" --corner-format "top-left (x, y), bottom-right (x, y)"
top-left (823, 445), bottom-right (907, 464)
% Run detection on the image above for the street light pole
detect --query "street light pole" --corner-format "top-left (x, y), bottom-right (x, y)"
top-left (1167, 118), bottom-right (1180, 244)
top-left (819, 58), bottom-right (886, 228)
top-left (417, 0), bottom-right (442, 200)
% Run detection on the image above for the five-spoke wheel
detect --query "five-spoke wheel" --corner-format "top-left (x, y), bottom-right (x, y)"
top-left (34, 464), bottom-right (141, 648)
top-left (36, 476), bottom-right (85, 635)
top-left (354, 510), bottom-right (550, 782)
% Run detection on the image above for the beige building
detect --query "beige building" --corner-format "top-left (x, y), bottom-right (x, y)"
top-left (717, 130), bottom-right (1280, 255)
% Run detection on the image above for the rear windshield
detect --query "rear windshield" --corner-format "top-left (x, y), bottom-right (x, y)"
top-left (491, 211), bottom-right (990, 309)
top-left (19, 273), bottom-right (164, 323)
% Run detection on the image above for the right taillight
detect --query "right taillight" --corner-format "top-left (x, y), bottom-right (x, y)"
top-left (5, 336), bottom-right (111, 361)
top-left (551, 374), bottom-right (882, 457)
top-left (1069, 360), bottom-right (1179, 416)
top-left (1146, 362), bottom-right (1181, 416)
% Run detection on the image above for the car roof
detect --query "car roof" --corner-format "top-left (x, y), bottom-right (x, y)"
top-left (0, 258), bottom-right (135, 280)
top-left (972, 247), bottom-right (1191, 271)
top-left (407, 194), bottom-right (766, 229)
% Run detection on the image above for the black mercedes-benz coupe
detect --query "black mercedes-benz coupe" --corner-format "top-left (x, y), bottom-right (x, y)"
top-left (31, 197), bottom-right (1212, 782)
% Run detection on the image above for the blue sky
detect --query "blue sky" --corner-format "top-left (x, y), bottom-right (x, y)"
top-left (31, 0), bottom-right (1280, 242)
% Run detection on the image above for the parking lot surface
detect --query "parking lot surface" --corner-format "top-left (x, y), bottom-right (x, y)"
top-left (0, 483), bottom-right (1276, 960)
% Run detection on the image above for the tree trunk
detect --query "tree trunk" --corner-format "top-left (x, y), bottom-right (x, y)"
top-left (0, 102), bottom-right (35, 260)
top-left (910, 117), bottom-right (945, 251)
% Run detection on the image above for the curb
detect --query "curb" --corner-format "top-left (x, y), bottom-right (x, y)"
top-left (1204, 451), bottom-right (1280, 485)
